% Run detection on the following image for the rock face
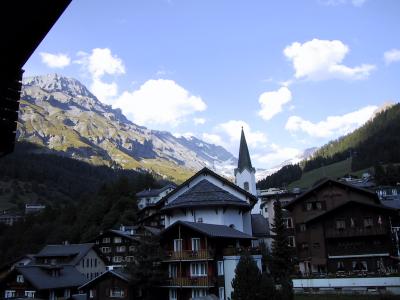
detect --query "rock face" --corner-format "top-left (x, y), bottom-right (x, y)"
top-left (18, 74), bottom-right (237, 182)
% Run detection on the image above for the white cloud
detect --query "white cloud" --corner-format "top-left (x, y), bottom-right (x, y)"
top-left (284, 39), bottom-right (375, 80)
top-left (253, 144), bottom-right (301, 167)
top-left (40, 52), bottom-right (71, 68)
top-left (194, 117), bottom-right (206, 125)
top-left (202, 133), bottom-right (225, 146)
top-left (384, 49), bottom-right (400, 65)
top-left (114, 79), bottom-right (206, 128)
top-left (75, 48), bottom-right (125, 103)
top-left (258, 86), bottom-right (292, 120)
top-left (216, 120), bottom-right (267, 149)
top-left (285, 105), bottom-right (378, 138)
top-left (319, 0), bottom-right (367, 7)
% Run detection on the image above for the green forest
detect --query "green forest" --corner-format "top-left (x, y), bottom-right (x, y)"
top-left (0, 142), bottom-right (163, 266)
top-left (257, 103), bottom-right (400, 189)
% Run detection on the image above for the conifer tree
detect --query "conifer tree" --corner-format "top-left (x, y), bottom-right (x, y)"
top-left (231, 251), bottom-right (262, 300)
top-left (270, 200), bottom-right (294, 300)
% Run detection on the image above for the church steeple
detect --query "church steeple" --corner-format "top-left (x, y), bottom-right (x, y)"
top-left (236, 127), bottom-right (254, 173)
top-left (234, 128), bottom-right (257, 197)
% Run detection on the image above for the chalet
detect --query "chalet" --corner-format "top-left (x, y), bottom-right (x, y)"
top-left (136, 184), bottom-right (176, 210)
top-left (33, 243), bottom-right (106, 280)
top-left (285, 179), bottom-right (399, 276)
top-left (159, 129), bottom-right (262, 300)
top-left (79, 269), bottom-right (136, 300)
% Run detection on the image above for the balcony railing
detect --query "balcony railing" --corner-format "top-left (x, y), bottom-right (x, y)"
top-left (325, 226), bottom-right (388, 238)
top-left (164, 249), bottom-right (213, 261)
top-left (223, 247), bottom-right (260, 256)
top-left (165, 276), bottom-right (215, 287)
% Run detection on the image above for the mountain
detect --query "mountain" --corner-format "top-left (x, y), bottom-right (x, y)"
top-left (17, 74), bottom-right (237, 182)
top-left (257, 103), bottom-right (400, 189)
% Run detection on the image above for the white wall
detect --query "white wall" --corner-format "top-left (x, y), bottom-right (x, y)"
top-left (235, 169), bottom-right (257, 196)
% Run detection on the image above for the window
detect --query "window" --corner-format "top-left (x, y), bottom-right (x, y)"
top-left (300, 223), bottom-right (306, 232)
top-left (217, 261), bottom-right (224, 276)
top-left (173, 239), bottom-right (182, 252)
top-left (25, 291), bottom-right (36, 298)
top-left (5, 290), bottom-right (16, 298)
top-left (16, 274), bottom-right (24, 283)
top-left (89, 290), bottom-right (95, 299)
top-left (313, 242), bottom-right (320, 249)
top-left (306, 202), bottom-right (313, 211)
top-left (112, 256), bottom-right (123, 263)
top-left (192, 238), bottom-right (201, 251)
top-left (352, 260), bottom-right (368, 271)
top-left (129, 245), bottom-right (136, 252)
top-left (288, 236), bottom-right (296, 247)
top-left (114, 237), bottom-right (122, 243)
top-left (169, 289), bottom-right (177, 300)
top-left (102, 237), bottom-right (111, 243)
top-left (219, 287), bottom-right (225, 300)
top-left (169, 264), bottom-right (178, 278)
top-left (116, 246), bottom-right (126, 253)
top-left (243, 182), bottom-right (249, 191)
top-left (337, 261), bottom-right (345, 271)
top-left (315, 202), bottom-right (322, 210)
top-left (125, 256), bottom-right (135, 262)
top-left (336, 219), bottom-right (346, 230)
top-left (364, 217), bottom-right (373, 228)
top-left (301, 243), bottom-right (309, 250)
top-left (110, 287), bottom-right (125, 298)
top-left (264, 207), bottom-right (268, 213)
top-left (101, 247), bottom-right (111, 253)
top-left (190, 262), bottom-right (207, 276)
top-left (192, 289), bottom-right (207, 298)
top-left (94, 258), bottom-right (97, 267)
top-left (283, 218), bottom-right (293, 229)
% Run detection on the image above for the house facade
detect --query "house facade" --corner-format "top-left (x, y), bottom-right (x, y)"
top-left (159, 129), bottom-right (263, 300)
top-left (285, 179), bottom-right (399, 276)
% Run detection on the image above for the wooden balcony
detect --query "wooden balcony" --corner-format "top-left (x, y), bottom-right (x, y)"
top-left (165, 276), bottom-right (215, 287)
top-left (164, 249), bottom-right (213, 261)
top-left (223, 247), bottom-right (260, 256)
top-left (325, 226), bottom-right (388, 238)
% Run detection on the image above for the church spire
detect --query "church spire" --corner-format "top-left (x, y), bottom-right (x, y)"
top-left (236, 127), bottom-right (254, 173)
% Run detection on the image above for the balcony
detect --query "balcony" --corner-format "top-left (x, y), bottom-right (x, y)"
top-left (325, 226), bottom-right (388, 239)
top-left (164, 249), bottom-right (214, 261)
top-left (223, 247), bottom-right (260, 256)
top-left (165, 276), bottom-right (215, 287)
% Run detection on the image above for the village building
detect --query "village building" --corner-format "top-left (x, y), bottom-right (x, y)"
top-left (159, 129), bottom-right (262, 300)
top-left (284, 179), bottom-right (399, 276)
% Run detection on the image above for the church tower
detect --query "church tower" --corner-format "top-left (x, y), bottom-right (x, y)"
top-left (234, 128), bottom-right (257, 196)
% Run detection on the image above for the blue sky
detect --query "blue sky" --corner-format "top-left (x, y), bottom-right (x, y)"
top-left (24, 0), bottom-right (400, 169)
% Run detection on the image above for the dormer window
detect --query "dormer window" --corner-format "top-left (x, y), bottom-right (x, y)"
top-left (16, 275), bottom-right (24, 283)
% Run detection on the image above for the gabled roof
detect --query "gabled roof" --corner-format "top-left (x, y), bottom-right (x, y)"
top-left (304, 200), bottom-right (398, 224)
top-left (162, 179), bottom-right (251, 211)
top-left (161, 221), bottom-right (254, 239)
top-left (284, 178), bottom-right (380, 210)
top-left (108, 230), bottom-right (141, 241)
top-left (251, 214), bottom-right (270, 237)
top-left (34, 243), bottom-right (95, 266)
top-left (79, 269), bottom-right (131, 289)
top-left (161, 167), bottom-right (257, 207)
top-left (136, 184), bottom-right (176, 197)
top-left (16, 265), bottom-right (87, 290)
top-left (235, 128), bottom-right (254, 173)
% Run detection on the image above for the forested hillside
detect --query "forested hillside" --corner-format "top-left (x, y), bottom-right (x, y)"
top-left (0, 142), bottom-right (161, 265)
top-left (257, 103), bottom-right (400, 189)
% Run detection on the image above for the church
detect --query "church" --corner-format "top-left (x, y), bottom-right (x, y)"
top-left (158, 128), bottom-right (262, 300)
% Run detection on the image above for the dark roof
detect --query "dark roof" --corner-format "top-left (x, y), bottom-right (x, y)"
top-left (162, 179), bottom-right (251, 211)
top-left (136, 184), bottom-right (176, 197)
top-left (17, 265), bottom-right (87, 290)
top-left (304, 200), bottom-right (398, 224)
top-left (161, 221), bottom-right (254, 239)
top-left (79, 269), bottom-right (131, 289)
top-left (108, 230), bottom-right (140, 241)
top-left (284, 178), bottom-right (380, 210)
top-left (160, 167), bottom-right (258, 207)
top-left (69, 294), bottom-right (87, 300)
top-left (381, 198), bottom-right (400, 210)
top-left (251, 214), bottom-right (270, 237)
top-left (235, 128), bottom-right (254, 173)
top-left (143, 226), bottom-right (162, 235)
top-left (34, 243), bottom-right (94, 265)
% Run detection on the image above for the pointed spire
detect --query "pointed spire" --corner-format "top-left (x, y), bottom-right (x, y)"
top-left (236, 128), bottom-right (253, 172)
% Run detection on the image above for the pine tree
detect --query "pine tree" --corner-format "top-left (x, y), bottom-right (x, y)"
top-left (126, 234), bottom-right (166, 300)
top-left (231, 251), bottom-right (262, 300)
top-left (270, 200), bottom-right (294, 300)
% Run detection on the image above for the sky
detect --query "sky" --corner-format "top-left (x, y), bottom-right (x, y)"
top-left (24, 0), bottom-right (400, 169)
